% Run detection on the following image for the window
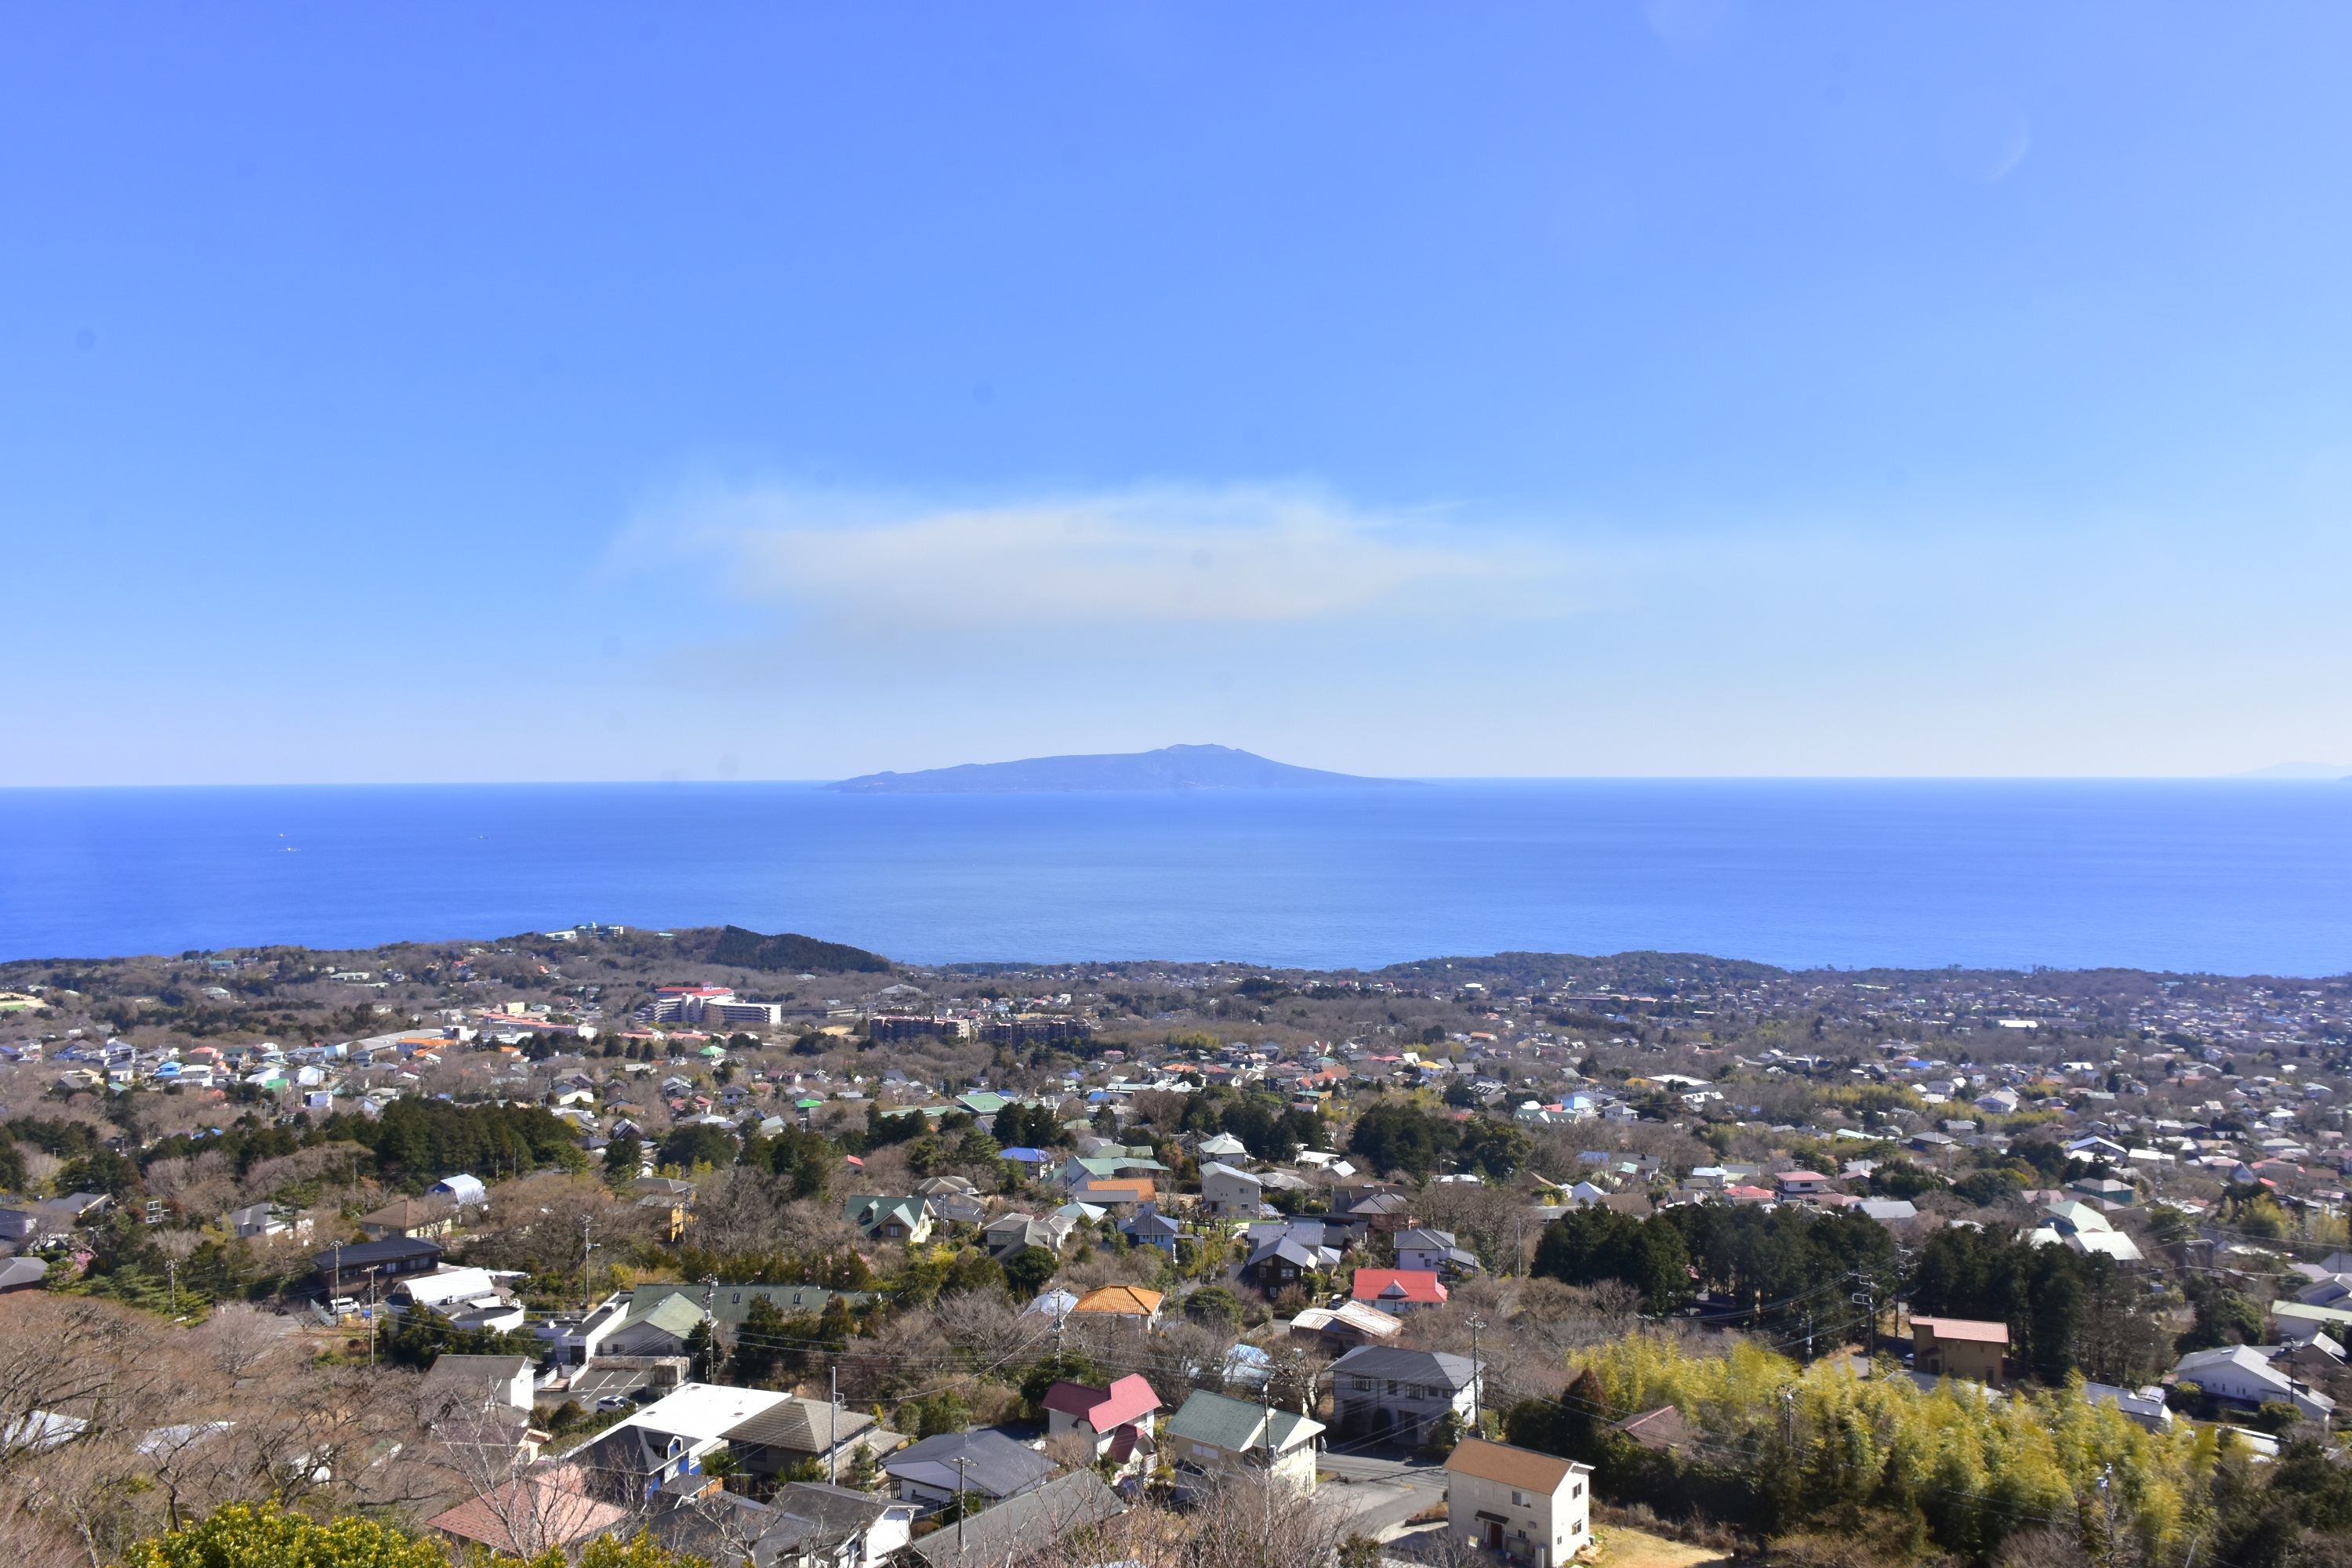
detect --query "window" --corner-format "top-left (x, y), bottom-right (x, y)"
top-left (1572, 1483), bottom-right (1583, 1498)
top-left (1511, 1491), bottom-right (1526, 1507)
top-left (1387, 1381), bottom-right (1399, 1394)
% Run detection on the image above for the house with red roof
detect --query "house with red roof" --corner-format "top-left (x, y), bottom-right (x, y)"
top-left (1352, 1268), bottom-right (1448, 1314)
top-left (1042, 1374), bottom-right (1161, 1477)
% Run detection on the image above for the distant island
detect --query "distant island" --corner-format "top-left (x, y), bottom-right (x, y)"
top-left (825, 742), bottom-right (1414, 793)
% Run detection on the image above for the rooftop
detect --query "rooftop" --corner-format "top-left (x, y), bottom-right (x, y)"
top-left (1445, 1438), bottom-right (1588, 1492)
top-left (1911, 1316), bottom-right (2010, 1345)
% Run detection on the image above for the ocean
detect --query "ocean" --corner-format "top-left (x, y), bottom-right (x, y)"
top-left (1, 781), bottom-right (2348, 975)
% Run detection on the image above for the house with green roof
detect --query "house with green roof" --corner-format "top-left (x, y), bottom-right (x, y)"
top-left (1162, 1389), bottom-right (1324, 1494)
top-left (1046, 1155), bottom-right (1170, 1192)
top-left (957, 1091), bottom-right (1011, 1116)
top-left (629, 1282), bottom-right (859, 1327)
top-left (842, 1196), bottom-right (933, 1243)
top-left (599, 1292), bottom-right (710, 1358)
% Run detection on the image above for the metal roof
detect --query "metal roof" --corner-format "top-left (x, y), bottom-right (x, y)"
top-left (1163, 1389), bottom-right (1323, 1454)
top-left (1327, 1345), bottom-right (1480, 1391)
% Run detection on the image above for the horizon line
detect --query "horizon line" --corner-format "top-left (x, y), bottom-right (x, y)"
top-left (2, 773), bottom-right (2347, 789)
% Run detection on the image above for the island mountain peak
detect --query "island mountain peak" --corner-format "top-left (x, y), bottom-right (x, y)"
top-left (825, 742), bottom-right (1409, 794)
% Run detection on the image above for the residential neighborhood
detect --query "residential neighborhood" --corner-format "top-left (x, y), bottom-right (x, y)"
top-left (2, 934), bottom-right (2351, 1568)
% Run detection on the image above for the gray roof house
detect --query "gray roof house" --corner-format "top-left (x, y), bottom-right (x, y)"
top-left (721, 1397), bottom-right (905, 1480)
top-left (1122, 1208), bottom-right (1183, 1254)
top-left (419, 1354), bottom-right (538, 1418)
top-left (907, 1470), bottom-right (1125, 1567)
top-left (981, 1212), bottom-right (1064, 1261)
top-left (1327, 1345), bottom-right (1482, 1444)
top-left (1240, 1236), bottom-right (1329, 1294)
top-left (654, 1481), bottom-right (916, 1568)
top-left (1394, 1228), bottom-right (1483, 1279)
top-left (1200, 1162), bottom-right (1265, 1218)
top-left (884, 1429), bottom-right (1054, 1513)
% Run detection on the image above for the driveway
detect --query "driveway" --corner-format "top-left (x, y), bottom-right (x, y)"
top-left (1319, 1450), bottom-right (1450, 1540)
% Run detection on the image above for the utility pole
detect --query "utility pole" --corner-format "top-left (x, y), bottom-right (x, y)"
top-left (829, 1364), bottom-right (839, 1486)
top-left (582, 1215), bottom-right (597, 1314)
top-left (1780, 1386), bottom-right (1795, 1448)
top-left (2096, 1465), bottom-right (2116, 1568)
top-left (953, 1455), bottom-right (970, 1560)
top-left (1465, 1316), bottom-right (1487, 1431)
top-left (1257, 1364), bottom-right (1279, 1536)
top-left (165, 1257), bottom-right (179, 1315)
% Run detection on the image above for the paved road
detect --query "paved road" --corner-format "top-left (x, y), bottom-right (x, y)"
top-left (1320, 1450), bottom-right (1452, 1541)
top-left (1320, 1452), bottom-right (1450, 1490)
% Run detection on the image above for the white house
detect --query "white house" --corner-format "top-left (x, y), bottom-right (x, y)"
top-left (430, 1174), bottom-right (488, 1206)
top-left (1162, 1390), bottom-right (1323, 1494)
top-left (1395, 1229), bottom-right (1482, 1278)
top-left (2173, 1345), bottom-right (2336, 1422)
top-left (1040, 1374), bottom-right (1160, 1478)
top-left (2080, 1382), bottom-right (2174, 1432)
top-left (390, 1266), bottom-right (505, 1314)
top-left (1444, 1438), bottom-right (1592, 1567)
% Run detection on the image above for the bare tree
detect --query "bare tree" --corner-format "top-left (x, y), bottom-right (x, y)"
top-left (998, 1472), bottom-right (1357, 1568)
top-left (687, 1166), bottom-right (797, 1256)
top-left (931, 1291), bottom-right (1054, 1378)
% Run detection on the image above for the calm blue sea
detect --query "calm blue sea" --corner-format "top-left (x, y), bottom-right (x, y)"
top-left (1, 782), bottom-right (2348, 975)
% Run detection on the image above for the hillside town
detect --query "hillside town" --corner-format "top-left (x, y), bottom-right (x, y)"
top-left (2, 927), bottom-right (2351, 1568)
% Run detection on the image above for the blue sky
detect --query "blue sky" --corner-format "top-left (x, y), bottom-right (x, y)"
top-left (5, 2), bottom-right (2351, 782)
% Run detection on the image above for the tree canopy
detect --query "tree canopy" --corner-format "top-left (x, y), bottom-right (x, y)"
top-left (321, 1100), bottom-right (585, 1184)
top-left (1346, 1102), bottom-right (1457, 1181)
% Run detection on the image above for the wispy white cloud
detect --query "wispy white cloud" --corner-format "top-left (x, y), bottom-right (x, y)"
top-left (617, 480), bottom-right (1576, 634)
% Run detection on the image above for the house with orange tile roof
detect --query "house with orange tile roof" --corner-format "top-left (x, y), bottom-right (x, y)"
top-left (1069, 1284), bottom-right (1163, 1324)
